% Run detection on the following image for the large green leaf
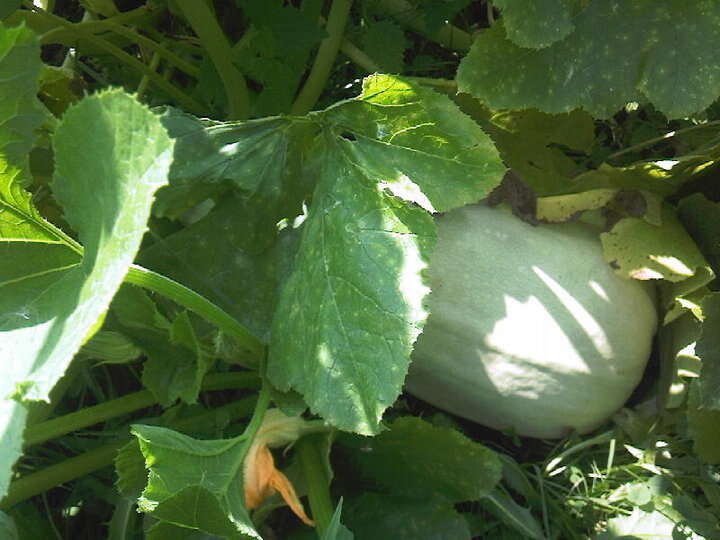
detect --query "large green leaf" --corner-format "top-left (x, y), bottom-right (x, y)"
top-left (494, 0), bottom-right (576, 48)
top-left (268, 75), bottom-right (505, 434)
top-left (0, 90), bottom-right (173, 497)
top-left (155, 107), bottom-right (316, 246)
top-left (458, 1), bottom-right (720, 119)
top-left (342, 417), bottom-right (502, 502)
top-left (140, 194), bottom-right (300, 342)
top-left (343, 494), bottom-right (471, 540)
top-left (132, 424), bottom-right (258, 539)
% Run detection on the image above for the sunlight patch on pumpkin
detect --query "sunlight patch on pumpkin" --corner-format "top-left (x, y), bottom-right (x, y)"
top-left (533, 266), bottom-right (613, 360)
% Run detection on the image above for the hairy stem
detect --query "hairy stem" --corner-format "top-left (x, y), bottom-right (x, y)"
top-left (292, 0), bottom-right (353, 115)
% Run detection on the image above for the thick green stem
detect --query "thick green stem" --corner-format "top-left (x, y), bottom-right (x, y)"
top-left (297, 434), bottom-right (334, 536)
top-left (339, 34), bottom-right (381, 73)
top-left (24, 372), bottom-right (259, 448)
top-left (125, 264), bottom-right (265, 361)
top-left (2, 397), bottom-right (257, 510)
top-left (2, 439), bottom-right (128, 510)
top-left (292, 0), bottom-right (353, 115)
top-left (175, 0), bottom-right (249, 120)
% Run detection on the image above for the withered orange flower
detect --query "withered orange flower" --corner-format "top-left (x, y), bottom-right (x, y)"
top-left (243, 409), bottom-right (322, 526)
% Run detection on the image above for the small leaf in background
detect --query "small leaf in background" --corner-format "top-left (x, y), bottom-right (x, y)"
top-left (456, 99), bottom-right (594, 195)
top-left (235, 0), bottom-right (325, 115)
top-left (494, 0), bottom-right (575, 48)
top-left (600, 205), bottom-right (710, 282)
top-left (38, 65), bottom-right (82, 117)
top-left (594, 506), bottom-right (702, 539)
top-left (360, 19), bottom-right (407, 73)
top-left (268, 76), bottom-right (506, 434)
top-left (678, 193), bottom-right (720, 281)
top-left (79, 330), bottom-right (142, 364)
top-left (458, 1), bottom-right (720, 119)
top-left (346, 417), bottom-right (502, 502)
top-left (1, 90), bottom-right (172, 497)
top-left (413, 0), bottom-right (471, 35)
top-left (695, 293), bottom-right (720, 411)
top-left (344, 493), bottom-right (471, 540)
top-left (79, 0), bottom-right (120, 17)
top-left (0, 23), bottom-right (56, 242)
top-left (481, 490), bottom-right (546, 540)
top-left (0, 1), bottom-right (21, 20)
top-left (687, 380), bottom-right (720, 464)
top-left (109, 285), bottom-right (211, 406)
top-left (321, 499), bottom-right (354, 540)
top-left (141, 311), bottom-right (211, 407)
top-left (132, 424), bottom-right (260, 539)
top-left (115, 440), bottom-right (148, 500)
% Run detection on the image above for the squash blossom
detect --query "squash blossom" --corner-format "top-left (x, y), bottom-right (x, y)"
top-left (243, 409), bottom-right (326, 525)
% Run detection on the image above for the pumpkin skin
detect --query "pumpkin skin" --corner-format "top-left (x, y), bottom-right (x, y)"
top-left (406, 204), bottom-right (658, 439)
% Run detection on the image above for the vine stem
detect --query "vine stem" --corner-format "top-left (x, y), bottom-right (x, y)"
top-left (297, 434), bottom-right (334, 535)
top-left (125, 264), bottom-right (265, 361)
top-left (32, 8), bottom-right (207, 115)
top-left (292, 0), bottom-right (353, 115)
top-left (175, 0), bottom-right (249, 120)
top-left (1, 397), bottom-right (257, 510)
top-left (23, 372), bottom-right (259, 448)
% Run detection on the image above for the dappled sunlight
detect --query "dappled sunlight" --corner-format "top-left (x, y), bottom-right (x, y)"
top-left (484, 293), bottom-right (589, 376)
top-left (378, 173), bottom-right (437, 213)
top-left (533, 266), bottom-right (613, 360)
top-left (649, 254), bottom-right (694, 278)
top-left (589, 280), bottom-right (609, 302)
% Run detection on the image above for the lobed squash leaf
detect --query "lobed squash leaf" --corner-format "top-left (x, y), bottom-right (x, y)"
top-left (268, 75), bottom-right (506, 435)
top-left (458, 0), bottom-right (720, 119)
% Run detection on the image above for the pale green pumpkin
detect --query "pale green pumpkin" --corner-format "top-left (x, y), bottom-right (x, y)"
top-left (406, 204), bottom-right (658, 439)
